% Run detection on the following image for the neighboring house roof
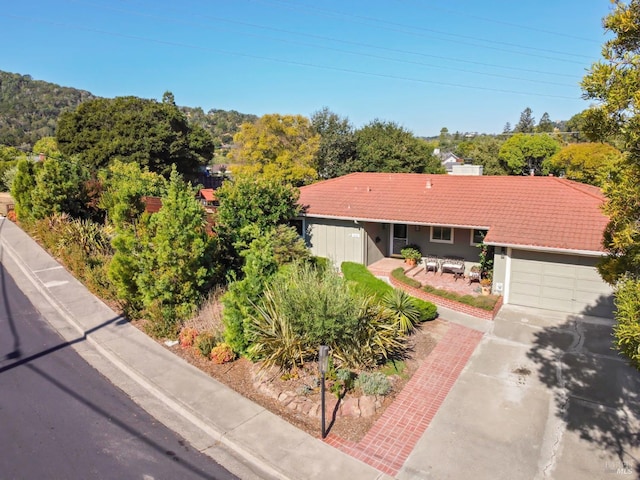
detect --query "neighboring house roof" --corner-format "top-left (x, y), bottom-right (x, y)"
top-left (199, 188), bottom-right (216, 202)
top-left (142, 196), bottom-right (163, 214)
top-left (439, 152), bottom-right (465, 173)
top-left (298, 173), bottom-right (609, 254)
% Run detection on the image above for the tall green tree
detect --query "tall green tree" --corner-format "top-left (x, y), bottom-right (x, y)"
top-left (30, 157), bottom-right (90, 219)
top-left (56, 95), bottom-right (214, 178)
top-left (222, 225), bottom-right (309, 355)
top-left (228, 114), bottom-right (319, 186)
top-left (536, 112), bottom-right (554, 133)
top-left (10, 158), bottom-right (36, 221)
top-left (514, 107), bottom-right (535, 133)
top-left (310, 107), bottom-right (356, 179)
top-left (438, 127), bottom-right (451, 149)
top-left (455, 136), bottom-right (508, 175)
top-left (135, 168), bottom-right (221, 336)
top-left (0, 145), bottom-right (23, 162)
top-left (353, 120), bottom-right (444, 174)
top-left (581, 0), bottom-right (640, 368)
top-left (498, 133), bottom-right (561, 175)
top-left (215, 174), bottom-right (301, 253)
top-left (99, 160), bottom-right (166, 226)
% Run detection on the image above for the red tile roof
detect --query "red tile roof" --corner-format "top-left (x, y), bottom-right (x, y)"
top-left (199, 188), bottom-right (216, 202)
top-left (298, 173), bottom-right (609, 254)
top-left (142, 196), bottom-right (163, 213)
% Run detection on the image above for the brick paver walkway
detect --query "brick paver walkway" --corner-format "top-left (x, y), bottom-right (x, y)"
top-left (325, 322), bottom-right (484, 476)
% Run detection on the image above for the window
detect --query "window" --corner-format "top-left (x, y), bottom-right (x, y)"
top-left (472, 229), bottom-right (488, 246)
top-left (431, 226), bottom-right (453, 244)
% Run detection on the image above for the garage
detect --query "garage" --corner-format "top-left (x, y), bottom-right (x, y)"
top-left (508, 249), bottom-right (614, 317)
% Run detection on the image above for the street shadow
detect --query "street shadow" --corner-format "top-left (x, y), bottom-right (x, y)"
top-left (526, 315), bottom-right (640, 474)
top-left (0, 312), bottom-right (127, 374)
top-left (25, 362), bottom-right (222, 479)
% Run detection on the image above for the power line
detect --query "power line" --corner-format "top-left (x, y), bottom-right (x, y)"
top-left (249, 0), bottom-right (592, 64)
top-left (393, 0), bottom-right (601, 44)
top-left (69, 0), bottom-right (578, 88)
top-left (1, 13), bottom-right (582, 101)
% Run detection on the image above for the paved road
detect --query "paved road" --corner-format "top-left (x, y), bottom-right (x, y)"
top-left (0, 263), bottom-right (238, 480)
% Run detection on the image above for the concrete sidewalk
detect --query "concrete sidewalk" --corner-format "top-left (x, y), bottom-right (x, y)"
top-left (0, 218), bottom-right (393, 480)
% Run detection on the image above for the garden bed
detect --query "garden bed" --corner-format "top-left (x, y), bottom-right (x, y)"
top-left (143, 317), bottom-right (446, 442)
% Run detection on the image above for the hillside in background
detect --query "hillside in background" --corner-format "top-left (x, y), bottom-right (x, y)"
top-left (0, 70), bottom-right (257, 152)
top-left (0, 71), bottom-right (96, 150)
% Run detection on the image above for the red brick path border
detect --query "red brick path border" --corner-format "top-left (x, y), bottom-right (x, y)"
top-left (325, 322), bottom-right (484, 477)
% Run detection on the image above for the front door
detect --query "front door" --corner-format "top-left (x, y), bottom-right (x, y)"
top-left (392, 224), bottom-right (407, 255)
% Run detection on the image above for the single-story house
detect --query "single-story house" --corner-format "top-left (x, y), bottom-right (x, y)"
top-left (297, 173), bottom-right (614, 317)
top-left (437, 151), bottom-right (465, 173)
top-left (197, 188), bottom-right (218, 210)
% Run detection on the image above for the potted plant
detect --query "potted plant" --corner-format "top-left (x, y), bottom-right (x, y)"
top-left (401, 245), bottom-right (422, 267)
top-left (480, 277), bottom-right (492, 296)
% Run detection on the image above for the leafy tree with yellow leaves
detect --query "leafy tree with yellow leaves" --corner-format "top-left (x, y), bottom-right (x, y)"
top-left (543, 142), bottom-right (624, 186)
top-left (228, 114), bottom-right (319, 186)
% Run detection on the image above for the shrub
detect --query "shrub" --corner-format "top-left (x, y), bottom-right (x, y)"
top-left (249, 265), bottom-right (408, 372)
top-left (355, 371), bottom-right (392, 396)
top-left (341, 261), bottom-right (393, 300)
top-left (335, 368), bottom-right (355, 393)
top-left (179, 327), bottom-right (199, 348)
top-left (415, 299), bottom-right (438, 321)
top-left (210, 342), bottom-right (235, 364)
top-left (613, 278), bottom-right (640, 369)
top-left (195, 332), bottom-right (217, 357)
top-left (391, 267), bottom-right (421, 288)
top-left (143, 299), bottom-right (181, 338)
top-left (248, 289), bottom-right (313, 372)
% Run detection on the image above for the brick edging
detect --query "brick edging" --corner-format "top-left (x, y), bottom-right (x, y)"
top-left (389, 275), bottom-right (503, 320)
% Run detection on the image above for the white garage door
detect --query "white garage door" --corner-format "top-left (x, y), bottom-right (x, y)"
top-left (508, 250), bottom-right (614, 317)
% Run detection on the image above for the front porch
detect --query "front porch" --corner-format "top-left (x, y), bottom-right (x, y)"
top-left (368, 257), bottom-right (481, 297)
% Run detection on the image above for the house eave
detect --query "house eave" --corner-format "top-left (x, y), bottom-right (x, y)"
top-left (299, 213), bottom-right (490, 230)
top-left (485, 241), bottom-right (606, 257)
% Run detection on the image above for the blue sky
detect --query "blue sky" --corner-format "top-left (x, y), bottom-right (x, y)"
top-left (1, 0), bottom-right (611, 137)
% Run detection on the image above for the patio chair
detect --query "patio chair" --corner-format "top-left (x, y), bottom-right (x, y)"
top-left (422, 255), bottom-right (439, 274)
top-left (468, 265), bottom-right (481, 285)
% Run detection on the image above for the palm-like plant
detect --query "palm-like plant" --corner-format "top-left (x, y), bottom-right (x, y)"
top-left (248, 290), bottom-right (313, 373)
top-left (332, 297), bottom-right (406, 370)
top-left (382, 289), bottom-right (422, 334)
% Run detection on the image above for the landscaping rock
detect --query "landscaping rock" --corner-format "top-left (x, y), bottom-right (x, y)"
top-left (359, 395), bottom-right (377, 417)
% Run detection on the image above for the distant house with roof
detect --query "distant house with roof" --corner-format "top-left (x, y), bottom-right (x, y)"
top-left (434, 149), bottom-right (465, 173)
top-left (297, 172), bottom-right (614, 317)
top-left (197, 188), bottom-right (218, 211)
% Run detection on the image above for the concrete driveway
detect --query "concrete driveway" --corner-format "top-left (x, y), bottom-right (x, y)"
top-left (398, 305), bottom-right (640, 480)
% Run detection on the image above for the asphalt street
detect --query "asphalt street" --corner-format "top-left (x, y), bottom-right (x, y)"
top-left (0, 262), bottom-right (238, 480)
